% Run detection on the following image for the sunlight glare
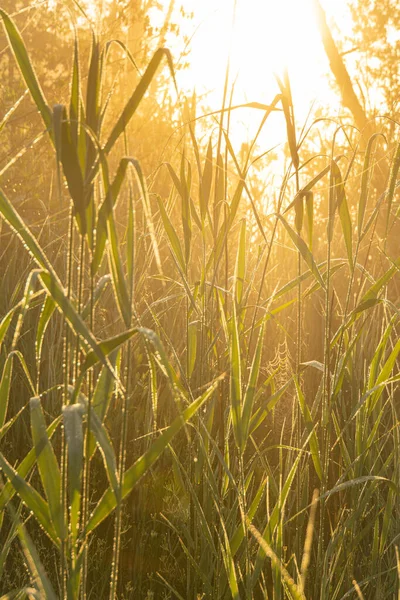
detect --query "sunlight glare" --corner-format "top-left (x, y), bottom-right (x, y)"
top-left (231, 0), bottom-right (317, 76)
top-left (170, 0), bottom-right (353, 143)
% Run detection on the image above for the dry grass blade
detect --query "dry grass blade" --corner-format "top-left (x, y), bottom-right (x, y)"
top-left (352, 579), bottom-right (365, 599)
top-left (300, 489), bottom-right (319, 592)
top-left (248, 521), bottom-right (306, 600)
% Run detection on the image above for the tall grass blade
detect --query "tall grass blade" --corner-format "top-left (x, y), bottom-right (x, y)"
top-left (4, 500), bottom-right (57, 600)
top-left (81, 274), bottom-right (111, 320)
top-left (156, 194), bottom-right (185, 272)
top-left (0, 10), bottom-right (52, 132)
top-left (276, 72), bottom-right (299, 170)
top-left (327, 156), bottom-right (337, 243)
top-left (333, 161), bottom-right (353, 270)
top-left (230, 303), bottom-right (242, 450)
top-left (130, 158), bottom-right (163, 275)
top-left (241, 323), bottom-right (264, 453)
top-left (30, 397), bottom-right (65, 541)
top-left (358, 258), bottom-right (400, 305)
top-left (0, 453), bottom-right (59, 545)
top-left (201, 137), bottom-right (213, 221)
top-left (294, 378), bottom-right (323, 481)
top-left (0, 188), bottom-right (54, 273)
top-left (358, 134), bottom-right (384, 235)
top-left (77, 394), bottom-right (119, 498)
top-left (219, 521), bottom-right (241, 600)
top-left (104, 48), bottom-right (176, 154)
top-left (179, 153), bottom-right (192, 265)
top-left (0, 417), bottom-right (61, 514)
top-left (231, 478), bottom-right (266, 556)
top-left (235, 219), bottom-right (246, 305)
top-left (305, 192), bottom-right (314, 249)
top-left (0, 89), bottom-right (28, 134)
top-left (252, 450), bottom-right (302, 585)
top-left (0, 355), bottom-right (13, 430)
top-left (0, 191), bottom-right (109, 368)
top-left (321, 476), bottom-right (397, 500)
top-left (35, 296), bottom-right (56, 366)
top-left (80, 327), bottom-right (138, 373)
top-left (92, 158), bottom-right (129, 274)
top-left (59, 105), bottom-right (86, 233)
top-left (86, 33), bottom-right (102, 137)
top-left (87, 355), bottom-right (118, 458)
top-left (62, 404), bottom-right (84, 543)
top-left (38, 271), bottom-right (116, 375)
top-left (285, 166), bottom-right (330, 215)
top-left (278, 215), bottom-right (325, 289)
top-left (69, 35), bottom-right (81, 147)
top-left (0, 306), bottom-right (19, 352)
top-left (187, 321), bottom-right (197, 379)
top-left (367, 319), bottom-right (393, 390)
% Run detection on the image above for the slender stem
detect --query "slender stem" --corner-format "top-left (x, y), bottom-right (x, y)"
top-left (109, 344), bottom-right (130, 600)
top-left (294, 167), bottom-right (302, 568)
top-left (318, 171), bottom-right (333, 599)
top-left (60, 207), bottom-right (74, 599)
top-left (110, 127), bottom-right (134, 600)
top-left (81, 245), bottom-right (94, 600)
top-left (238, 454), bottom-right (251, 597)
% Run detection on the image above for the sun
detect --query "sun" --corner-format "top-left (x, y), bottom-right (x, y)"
top-left (166, 0), bottom-right (354, 143)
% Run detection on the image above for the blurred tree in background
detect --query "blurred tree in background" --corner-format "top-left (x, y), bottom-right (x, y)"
top-left (349, 0), bottom-right (400, 116)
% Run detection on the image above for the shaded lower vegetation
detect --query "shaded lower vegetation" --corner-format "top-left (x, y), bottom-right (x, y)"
top-left (0, 8), bottom-right (400, 600)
